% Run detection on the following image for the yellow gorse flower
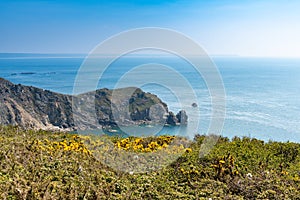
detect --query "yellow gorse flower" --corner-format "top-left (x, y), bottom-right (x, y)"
top-left (114, 136), bottom-right (176, 153)
top-left (185, 148), bottom-right (192, 153)
top-left (31, 136), bottom-right (91, 156)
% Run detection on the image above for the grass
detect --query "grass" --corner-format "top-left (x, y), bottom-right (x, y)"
top-left (1, 125), bottom-right (300, 199)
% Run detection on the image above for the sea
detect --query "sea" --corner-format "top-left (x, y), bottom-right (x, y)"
top-left (1, 53), bottom-right (300, 142)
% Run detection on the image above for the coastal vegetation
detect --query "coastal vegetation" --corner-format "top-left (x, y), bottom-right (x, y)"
top-left (1, 126), bottom-right (300, 199)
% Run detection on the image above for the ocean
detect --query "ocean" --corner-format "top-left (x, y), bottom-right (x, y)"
top-left (1, 53), bottom-right (300, 142)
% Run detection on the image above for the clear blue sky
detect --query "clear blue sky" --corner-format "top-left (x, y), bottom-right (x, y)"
top-left (1, 0), bottom-right (300, 57)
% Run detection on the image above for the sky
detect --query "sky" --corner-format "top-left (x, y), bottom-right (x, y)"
top-left (1, 0), bottom-right (300, 57)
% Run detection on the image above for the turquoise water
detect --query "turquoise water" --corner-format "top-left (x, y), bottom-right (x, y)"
top-left (1, 54), bottom-right (300, 142)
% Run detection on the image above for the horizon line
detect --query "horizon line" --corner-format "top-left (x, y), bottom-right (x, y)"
top-left (1, 52), bottom-right (300, 59)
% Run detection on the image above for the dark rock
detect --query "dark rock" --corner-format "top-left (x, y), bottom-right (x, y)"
top-left (176, 110), bottom-right (188, 125)
top-left (166, 111), bottom-right (178, 126)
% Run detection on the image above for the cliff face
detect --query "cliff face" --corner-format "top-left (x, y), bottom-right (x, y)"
top-left (0, 78), bottom-right (74, 130)
top-left (0, 78), bottom-right (187, 131)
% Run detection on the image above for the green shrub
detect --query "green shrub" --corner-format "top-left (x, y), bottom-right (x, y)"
top-left (1, 126), bottom-right (300, 199)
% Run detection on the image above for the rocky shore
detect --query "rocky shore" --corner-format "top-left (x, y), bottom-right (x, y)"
top-left (0, 78), bottom-right (187, 131)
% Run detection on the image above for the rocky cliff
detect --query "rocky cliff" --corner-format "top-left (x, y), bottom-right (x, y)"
top-left (0, 78), bottom-right (187, 131)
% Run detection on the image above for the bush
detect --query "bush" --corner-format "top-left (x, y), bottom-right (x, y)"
top-left (1, 126), bottom-right (300, 199)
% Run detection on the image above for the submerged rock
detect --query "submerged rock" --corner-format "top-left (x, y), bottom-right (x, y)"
top-left (192, 102), bottom-right (198, 107)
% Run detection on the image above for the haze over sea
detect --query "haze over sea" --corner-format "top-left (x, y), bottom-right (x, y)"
top-left (1, 53), bottom-right (300, 142)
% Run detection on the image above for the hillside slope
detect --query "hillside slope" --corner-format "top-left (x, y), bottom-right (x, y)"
top-left (1, 126), bottom-right (300, 199)
top-left (0, 78), bottom-right (186, 131)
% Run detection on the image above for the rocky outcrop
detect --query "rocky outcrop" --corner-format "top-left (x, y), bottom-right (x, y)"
top-left (165, 110), bottom-right (188, 126)
top-left (0, 78), bottom-right (187, 131)
top-left (166, 112), bottom-right (178, 126)
top-left (176, 110), bottom-right (188, 125)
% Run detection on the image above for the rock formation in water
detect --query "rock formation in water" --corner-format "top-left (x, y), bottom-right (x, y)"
top-left (0, 78), bottom-right (187, 131)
